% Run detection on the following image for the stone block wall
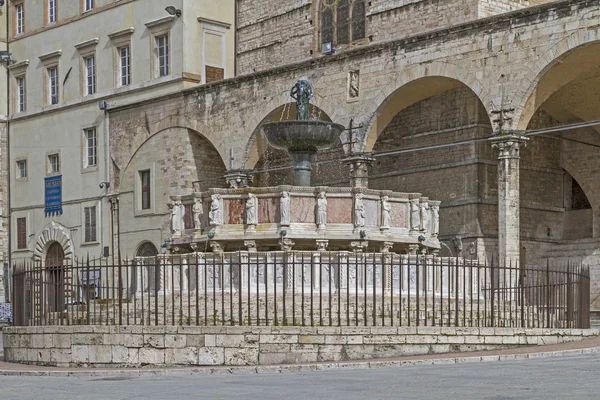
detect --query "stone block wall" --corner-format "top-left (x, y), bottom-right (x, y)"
top-left (3, 325), bottom-right (597, 368)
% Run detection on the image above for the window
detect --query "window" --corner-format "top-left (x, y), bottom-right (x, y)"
top-left (16, 160), bottom-right (27, 179)
top-left (16, 3), bottom-right (24, 35)
top-left (140, 170), bottom-right (151, 210)
top-left (84, 206), bottom-right (97, 243)
top-left (47, 66), bottom-right (59, 105)
top-left (84, 128), bottom-right (97, 167)
top-left (17, 217), bottom-right (26, 250)
top-left (320, 0), bottom-right (365, 49)
top-left (16, 76), bottom-right (26, 112)
top-left (48, 153), bottom-right (60, 174)
top-left (84, 55), bottom-right (96, 95)
top-left (156, 35), bottom-right (169, 77)
top-left (119, 45), bottom-right (131, 86)
top-left (48, 0), bottom-right (57, 23)
top-left (84, 0), bottom-right (94, 12)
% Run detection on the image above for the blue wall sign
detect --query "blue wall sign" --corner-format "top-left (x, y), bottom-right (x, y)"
top-left (45, 175), bottom-right (63, 216)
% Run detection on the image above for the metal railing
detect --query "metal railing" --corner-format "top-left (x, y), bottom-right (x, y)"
top-left (11, 252), bottom-right (590, 329)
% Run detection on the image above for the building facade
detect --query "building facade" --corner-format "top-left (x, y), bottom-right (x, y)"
top-left (7, 0), bottom-right (235, 267)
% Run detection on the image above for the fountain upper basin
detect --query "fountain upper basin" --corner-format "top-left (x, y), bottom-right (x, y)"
top-left (261, 120), bottom-right (345, 152)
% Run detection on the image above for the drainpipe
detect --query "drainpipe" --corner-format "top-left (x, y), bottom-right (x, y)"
top-left (234, 0), bottom-right (238, 76)
top-left (6, 2), bottom-right (12, 300)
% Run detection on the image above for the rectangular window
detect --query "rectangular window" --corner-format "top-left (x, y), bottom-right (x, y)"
top-left (16, 4), bottom-right (24, 35)
top-left (48, 0), bottom-right (57, 23)
top-left (17, 217), bottom-right (26, 250)
top-left (16, 160), bottom-right (27, 179)
top-left (119, 45), bottom-right (131, 86)
top-left (84, 128), bottom-right (97, 167)
top-left (84, 55), bottom-right (96, 95)
top-left (84, 0), bottom-right (94, 11)
top-left (48, 153), bottom-right (60, 174)
top-left (156, 35), bottom-right (169, 77)
top-left (140, 170), bottom-right (151, 210)
top-left (16, 76), bottom-right (26, 112)
top-left (84, 206), bottom-right (97, 243)
top-left (48, 66), bottom-right (59, 105)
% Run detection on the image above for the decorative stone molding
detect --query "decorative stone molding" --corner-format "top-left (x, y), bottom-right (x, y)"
top-left (344, 153), bottom-right (374, 188)
top-left (408, 244), bottom-right (419, 255)
top-left (490, 134), bottom-right (528, 159)
top-left (350, 241), bottom-right (368, 253)
top-left (244, 240), bottom-right (257, 253)
top-left (224, 169), bottom-right (253, 188)
top-left (316, 240), bottom-right (329, 251)
top-left (209, 242), bottom-right (223, 253)
top-left (380, 242), bottom-right (394, 253)
top-left (33, 222), bottom-right (74, 261)
top-left (279, 238), bottom-right (295, 251)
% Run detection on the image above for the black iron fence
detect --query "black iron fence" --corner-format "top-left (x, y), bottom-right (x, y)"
top-left (11, 252), bottom-right (590, 329)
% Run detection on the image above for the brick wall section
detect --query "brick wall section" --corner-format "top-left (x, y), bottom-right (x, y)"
top-left (3, 325), bottom-right (597, 367)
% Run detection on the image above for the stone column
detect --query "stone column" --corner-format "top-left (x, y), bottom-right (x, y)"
top-left (344, 153), bottom-right (374, 188)
top-left (490, 134), bottom-right (528, 265)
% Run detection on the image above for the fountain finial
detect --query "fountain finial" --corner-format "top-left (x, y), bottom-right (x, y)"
top-left (290, 80), bottom-right (313, 121)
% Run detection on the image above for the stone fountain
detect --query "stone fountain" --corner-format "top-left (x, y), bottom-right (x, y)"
top-left (169, 81), bottom-right (441, 253)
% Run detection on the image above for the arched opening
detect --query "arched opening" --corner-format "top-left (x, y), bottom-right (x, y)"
top-left (246, 103), bottom-right (348, 187)
top-left (45, 242), bottom-right (65, 312)
top-left (517, 42), bottom-right (600, 278)
top-left (367, 77), bottom-right (493, 252)
top-left (134, 242), bottom-right (159, 295)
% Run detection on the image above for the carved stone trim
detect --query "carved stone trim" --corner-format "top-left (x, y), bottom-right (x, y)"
top-left (316, 240), bottom-right (329, 251)
top-left (490, 134), bottom-right (528, 160)
top-left (33, 222), bottom-right (74, 261)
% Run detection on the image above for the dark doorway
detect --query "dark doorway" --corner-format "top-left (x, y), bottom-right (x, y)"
top-left (46, 242), bottom-right (65, 312)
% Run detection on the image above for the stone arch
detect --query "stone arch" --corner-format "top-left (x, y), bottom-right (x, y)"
top-left (136, 241), bottom-right (159, 257)
top-left (243, 96), bottom-right (339, 170)
top-left (362, 62), bottom-right (489, 152)
top-left (514, 30), bottom-right (600, 130)
top-left (33, 221), bottom-right (74, 261)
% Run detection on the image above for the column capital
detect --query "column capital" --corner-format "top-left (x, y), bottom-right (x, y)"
top-left (490, 133), bottom-right (529, 160)
top-left (344, 152), bottom-right (375, 188)
top-left (224, 169), bottom-right (254, 188)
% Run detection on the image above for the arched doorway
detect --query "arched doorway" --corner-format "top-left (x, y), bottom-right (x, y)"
top-left (134, 242), bottom-right (159, 294)
top-left (45, 242), bottom-right (65, 312)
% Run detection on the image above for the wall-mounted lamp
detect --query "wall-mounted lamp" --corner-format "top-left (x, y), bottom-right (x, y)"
top-left (99, 182), bottom-right (110, 190)
top-left (0, 51), bottom-right (15, 65)
top-left (165, 6), bottom-right (182, 17)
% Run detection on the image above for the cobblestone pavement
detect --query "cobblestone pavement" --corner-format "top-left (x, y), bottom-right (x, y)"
top-left (1, 352), bottom-right (599, 400)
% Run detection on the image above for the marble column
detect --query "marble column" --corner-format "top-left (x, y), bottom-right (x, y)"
top-left (490, 134), bottom-right (528, 266)
top-left (344, 153), bottom-right (374, 188)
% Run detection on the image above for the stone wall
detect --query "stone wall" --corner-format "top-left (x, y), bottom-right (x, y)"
top-left (3, 325), bottom-right (597, 368)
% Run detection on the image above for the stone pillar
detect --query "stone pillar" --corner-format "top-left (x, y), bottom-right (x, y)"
top-left (490, 134), bottom-right (528, 265)
top-left (224, 169), bottom-right (253, 188)
top-left (344, 154), bottom-right (375, 188)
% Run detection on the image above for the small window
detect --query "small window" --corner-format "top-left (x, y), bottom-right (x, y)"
top-left (84, 128), bottom-right (97, 167)
top-left (156, 35), bottom-right (169, 77)
top-left (16, 160), bottom-right (27, 179)
top-left (47, 66), bottom-right (59, 105)
top-left (119, 45), bottom-right (131, 86)
top-left (320, 0), bottom-right (366, 49)
top-left (48, 0), bottom-right (57, 23)
top-left (17, 217), bottom-right (26, 249)
top-left (84, 0), bottom-right (94, 12)
top-left (16, 76), bottom-right (26, 112)
top-left (140, 170), bottom-right (151, 210)
top-left (48, 153), bottom-right (60, 174)
top-left (16, 4), bottom-right (24, 35)
top-left (84, 206), bottom-right (97, 242)
top-left (84, 55), bottom-right (96, 95)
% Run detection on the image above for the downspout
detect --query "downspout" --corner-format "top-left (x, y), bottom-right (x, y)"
top-left (234, 0), bottom-right (238, 76)
top-left (6, 3), bottom-right (12, 300)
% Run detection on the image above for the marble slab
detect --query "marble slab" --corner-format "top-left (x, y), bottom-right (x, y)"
top-left (391, 203), bottom-right (407, 228)
top-left (258, 198), bottom-right (280, 224)
top-left (291, 197), bottom-right (316, 224)
top-left (226, 199), bottom-right (245, 225)
top-left (364, 200), bottom-right (378, 227)
top-left (328, 197), bottom-right (352, 224)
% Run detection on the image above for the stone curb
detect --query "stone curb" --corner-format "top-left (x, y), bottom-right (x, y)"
top-left (2, 346), bottom-right (600, 377)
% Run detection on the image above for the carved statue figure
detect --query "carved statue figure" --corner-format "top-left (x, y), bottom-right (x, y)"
top-left (316, 191), bottom-right (327, 228)
top-left (246, 193), bottom-right (258, 225)
top-left (280, 191), bottom-right (291, 225)
top-left (420, 202), bottom-right (430, 233)
top-left (290, 80), bottom-right (313, 121)
top-left (192, 198), bottom-right (203, 229)
top-left (171, 200), bottom-right (184, 234)
top-left (410, 200), bottom-right (420, 231)
top-left (354, 193), bottom-right (365, 227)
top-left (381, 196), bottom-right (391, 229)
top-left (349, 70), bottom-right (359, 98)
top-left (209, 194), bottom-right (222, 226)
top-left (432, 204), bottom-right (440, 237)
